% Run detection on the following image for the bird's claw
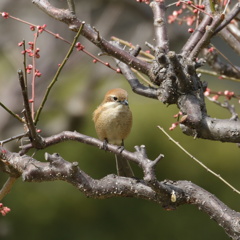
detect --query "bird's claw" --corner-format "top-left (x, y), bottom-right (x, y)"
top-left (117, 145), bottom-right (125, 153)
top-left (102, 139), bottom-right (108, 151)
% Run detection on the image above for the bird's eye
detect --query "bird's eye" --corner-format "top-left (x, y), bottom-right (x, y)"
top-left (112, 96), bottom-right (118, 101)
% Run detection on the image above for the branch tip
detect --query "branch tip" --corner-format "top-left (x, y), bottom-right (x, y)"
top-left (154, 153), bottom-right (164, 163)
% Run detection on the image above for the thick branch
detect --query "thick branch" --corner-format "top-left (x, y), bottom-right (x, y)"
top-left (181, 117), bottom-right (240, 142)
top-left (1, 145), bottom-right (240, 239)
top-left (181, 15), bottom-right (212, 57)
top-left (189, 14), bottom-right (224, 59)
top-left (32, 0), bottom-right (151, 76)
top-left (117, 52), bottom-right (240, 143)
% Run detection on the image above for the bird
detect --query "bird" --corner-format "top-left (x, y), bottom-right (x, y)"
top-left (93, 88), bottom-right (134, 177)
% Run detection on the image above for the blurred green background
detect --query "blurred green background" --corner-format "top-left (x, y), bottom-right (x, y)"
top-left (0, 0), bottom-right (239, 239)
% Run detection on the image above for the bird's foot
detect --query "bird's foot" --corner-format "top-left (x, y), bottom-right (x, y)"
top-left (117, 145), bottom-right (125, 153)
top-left (102, 139), bottom-right (108, 151)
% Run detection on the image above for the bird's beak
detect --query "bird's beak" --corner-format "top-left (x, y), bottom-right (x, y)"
top-left (119, 99), bottom-right (129, 105)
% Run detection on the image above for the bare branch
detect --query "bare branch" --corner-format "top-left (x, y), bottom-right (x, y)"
top-left (181, 15), bottom-right (212, 57)
top-left (203, 48), bottom-right (240, 79)
top-left (0, 102), bottom-right (24, 123)
top-left (32, 0), bottom-right (151, 76)
top-left (34, 23), bottom-right (84, 124)
top-left (206, 98), bottom-right (239, 121)
top-left (116, 60), bottom-right (159, 99)
top-left (67, 0), bottom-right (75, 14)
top-left (18, 70), bottom-right (45, 149)
top-left (218, 28), bottom-right (240, 56)
top-left (189, 14), bottom-right (224, 59)
top-left (0, 133), bottom-right (27, 145)
top-left (214, 2), bottom-right (240, 35)
top-left (158, 125), bottom-right (240, 194)
top-left (0, 177), bottom-right (17, 201)
top-left (182, 116), bottom-right (240, 143)
top-left (150, 1), bottom-right (169, 53)
top-left (1, 145), bottom-right (240, 239)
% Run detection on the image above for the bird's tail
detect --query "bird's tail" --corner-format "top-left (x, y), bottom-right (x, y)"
top-left (115, 154), bottom-right (134, 177)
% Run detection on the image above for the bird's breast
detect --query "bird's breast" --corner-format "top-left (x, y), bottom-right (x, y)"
top-left (94, 103), bottom-right (132, 145)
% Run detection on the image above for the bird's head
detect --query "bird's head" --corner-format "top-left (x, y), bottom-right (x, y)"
top-left (103, 88), bottom-right (129, 106)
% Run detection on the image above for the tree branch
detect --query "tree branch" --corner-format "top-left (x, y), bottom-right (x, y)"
top-left (34, 22), bottom-right (84, 124)
top-left (203, 48), bottom-right (240, 79)
top-left (18, 70), bottom-right (45, 148)
top-left (32, 0), bottom-right (151, 76)
top-left (214, 2), bottom-right (240, 35)
top-left (181, 15), bottom-right (212, 57)
top-left (116, 60), bottom-right (159, 99)
top-left (1, 144), bottom-right (240, 239)
top-left (150, 1), bottom-right (169, 53)
top-left (189, 14), bottom-right (224, 59)
top-left (218, 28), bottom-right (240, 56)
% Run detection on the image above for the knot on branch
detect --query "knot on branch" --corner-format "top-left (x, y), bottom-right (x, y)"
top-left (151, 51), bottom-right (206, 107)
top-left (149, 50), bottom-right (208, 129)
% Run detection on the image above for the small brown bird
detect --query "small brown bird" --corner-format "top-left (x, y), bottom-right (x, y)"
top-left (93, 88), bottom-right (134, 177)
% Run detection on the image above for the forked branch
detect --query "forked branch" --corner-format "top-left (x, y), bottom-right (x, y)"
top-left (1, 142), bottom-right (240, 239)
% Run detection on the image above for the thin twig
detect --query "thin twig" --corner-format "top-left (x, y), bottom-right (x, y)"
top-left (210, 43), bottom-right (240, 75)
top-left (214, 2), bottom-right (240, 34)
top-left (0, 133), bottom-right (28, 146)
top-left (223, 0), bottom-right (231, 14)
top-left (34, 22), bottom-right (85, 124)
top-left (22, 40), bottom-right (28, 88)
top-left (111, 36), bottom-right (155, 60)
top-left (18, 70), bottom-right (34, 129)
top-left (131, 68), bottom-right (155, 87)
top-left (206, 97), bottom-right (238, 121)
top-left (1, 13), bottom-right (70, 44)
top-left (67, 0), bottom-right (75, 14)
top-left (197, 69), bottom-right (240, 83)
top-left (18, 70), bottom-right (43, 148)
top-left (0, 102), bottom-right (25, 123)
top-left (0, 177), bottom-right (17, 201)
top-left (157, 125), bottom-right (240, 195)
top-left (31, 32), bottom-right (39, 120)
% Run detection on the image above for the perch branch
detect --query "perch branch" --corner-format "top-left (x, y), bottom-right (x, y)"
top-left (1, 144), bottom-right (240, 239)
